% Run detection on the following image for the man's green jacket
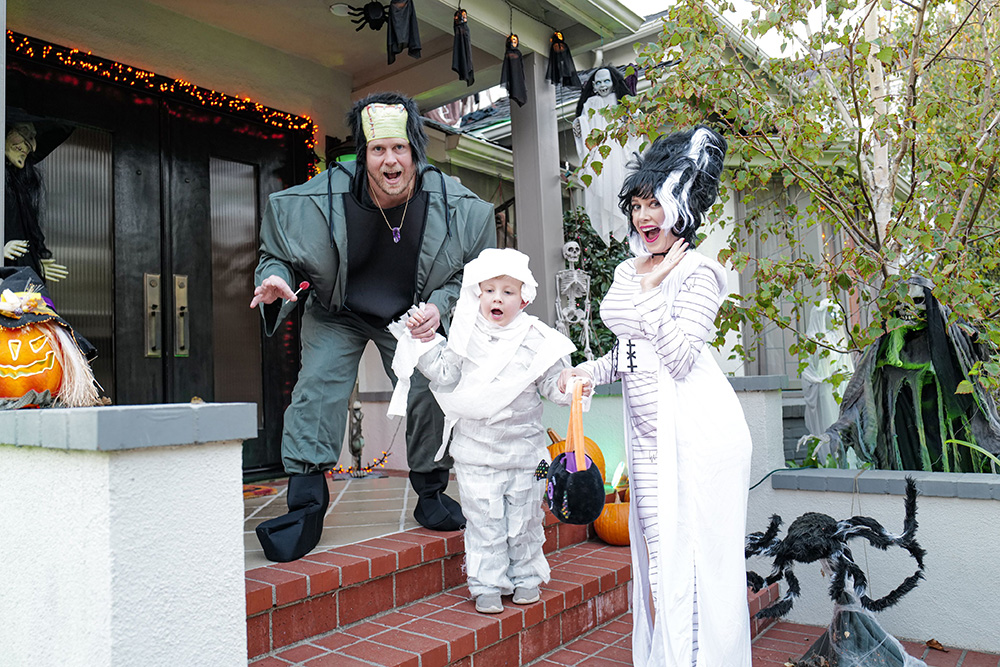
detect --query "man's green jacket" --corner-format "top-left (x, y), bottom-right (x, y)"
top-left (255, 163), bottom-right (495, 332)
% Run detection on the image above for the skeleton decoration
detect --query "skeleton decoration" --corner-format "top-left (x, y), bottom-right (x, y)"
top-left (746, 477), bottom-right (928, 667)
top-left (572, 66), bottom-right (639, 245)
top-left (554, 241), bottom-right (593, 360)
top-left (348, 399), bottom-right (366, 478)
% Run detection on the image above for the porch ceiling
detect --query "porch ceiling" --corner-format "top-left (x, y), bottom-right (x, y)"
top-left (145, 0), bottom-right (643, 110)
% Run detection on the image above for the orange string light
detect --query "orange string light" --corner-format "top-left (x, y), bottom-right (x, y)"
top-left (8, 30), bottom-right (319, 175)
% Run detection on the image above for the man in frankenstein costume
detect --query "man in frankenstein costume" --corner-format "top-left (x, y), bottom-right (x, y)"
top-left (251, 92), bottom-right (494, 562)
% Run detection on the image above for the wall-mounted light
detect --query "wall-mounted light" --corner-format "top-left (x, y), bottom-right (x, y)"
top-left (329, 3), bottom-right (351, 16)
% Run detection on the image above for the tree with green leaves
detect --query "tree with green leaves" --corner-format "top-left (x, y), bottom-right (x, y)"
top-left (578, 0), bottom-right (1000, 470)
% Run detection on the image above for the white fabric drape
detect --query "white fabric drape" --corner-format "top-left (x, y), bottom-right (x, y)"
top-left (574, 94), bottom-right (641, 245)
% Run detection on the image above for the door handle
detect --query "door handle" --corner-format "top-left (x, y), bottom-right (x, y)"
top-left (144, 273), bottom-right (162, 358)
top-left (174, 274), bottom-right (190, 357)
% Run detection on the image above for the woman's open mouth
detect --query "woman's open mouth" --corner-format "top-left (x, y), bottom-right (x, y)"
top-left (641, 226), bottom-right (661, 243)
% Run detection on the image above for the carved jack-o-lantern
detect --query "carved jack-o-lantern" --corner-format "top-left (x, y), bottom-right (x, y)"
top-left (0, 323), bottom-right (63, 398)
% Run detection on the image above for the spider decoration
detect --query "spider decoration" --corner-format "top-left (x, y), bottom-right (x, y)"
top-left (348, 1), bottom-right (387, 31)
top-left (745, 477), bottom-right (926, 619)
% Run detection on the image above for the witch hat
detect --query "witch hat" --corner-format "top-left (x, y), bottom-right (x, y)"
top-left (6, 68), bottom-right (74, 164)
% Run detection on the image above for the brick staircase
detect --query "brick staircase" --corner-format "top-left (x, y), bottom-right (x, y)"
top-left (246, 509), bottom-right (777, 666)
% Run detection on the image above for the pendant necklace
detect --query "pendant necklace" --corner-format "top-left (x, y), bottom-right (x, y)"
top-left (370, 182), bottom-right (410, 244)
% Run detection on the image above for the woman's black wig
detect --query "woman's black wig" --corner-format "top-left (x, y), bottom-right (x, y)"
top-left (574, 66), bottom-right (631, 118)
top-left (347, 91), bottom-right (429, 169)
top-left (618, 125), bottom-right (727, 252)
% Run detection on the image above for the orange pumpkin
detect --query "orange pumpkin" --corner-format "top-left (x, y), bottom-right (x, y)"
top-left (546, 427), bottom-right (606, 482)
top-left (593, 499), bottom-right (630, 546)
top-left (0, 323), bottom-right (63, 398)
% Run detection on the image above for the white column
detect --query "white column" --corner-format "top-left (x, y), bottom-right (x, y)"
top-left (510, 51), bottom-right (564, 325)
top-left (2, 0), bottom-right (7, 249)
top-left (0, 403), bottom-right (256, 667)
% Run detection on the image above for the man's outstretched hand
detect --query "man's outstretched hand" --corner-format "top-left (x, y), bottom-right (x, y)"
top-left (250, 275), bottom-right (295, 309)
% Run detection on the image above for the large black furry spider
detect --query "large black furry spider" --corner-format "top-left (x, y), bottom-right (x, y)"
top-left (745, 477), bottom-right (926, 619)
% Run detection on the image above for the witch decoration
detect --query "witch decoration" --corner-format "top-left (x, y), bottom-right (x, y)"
top-left (545, 31), bottom-right (581, 88)
top-left (501, 34), bottom-right (527, 107)
top-left (5, 69), bottom-right (73, 283)
top-left (573, 66), bottom-right (640, 245)
top-left (0, 266), bottom-right (100, 408)
top-left (746, 477), bottom-right (928, 667)
top-left (451, 8), bottom-right (474, 85)
top-left (800, 277), bottom-right (1000, 472)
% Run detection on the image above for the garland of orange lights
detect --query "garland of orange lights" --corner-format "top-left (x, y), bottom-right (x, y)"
top-left (7, 30), bottom-right (319, 175)
top-left (328, 450), bottom-right (390, 476)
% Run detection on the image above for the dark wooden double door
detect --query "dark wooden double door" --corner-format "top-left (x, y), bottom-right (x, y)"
top-left (13, 61), bottom-right (305, 475)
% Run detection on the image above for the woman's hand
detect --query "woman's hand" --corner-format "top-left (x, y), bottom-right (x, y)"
top-left (640, 238), bottom-right (687, 293)
top-left (558, 367), bottom-right (594, 395)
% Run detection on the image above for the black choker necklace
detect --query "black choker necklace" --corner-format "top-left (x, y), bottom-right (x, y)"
top-left (651, 251), bottom-right (669, 257)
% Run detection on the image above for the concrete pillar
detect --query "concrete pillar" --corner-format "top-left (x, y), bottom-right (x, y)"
top-left (0, 403), bottom-right (256, 667)
top-left (510, 51), bottom-right (564, 326)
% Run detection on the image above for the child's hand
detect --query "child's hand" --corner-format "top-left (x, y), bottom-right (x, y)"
top-left (558, 368), bottom-right (593, 394)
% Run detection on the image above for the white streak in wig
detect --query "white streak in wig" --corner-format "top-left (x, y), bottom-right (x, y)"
top-left (629, 128), bottom-right (724, 257)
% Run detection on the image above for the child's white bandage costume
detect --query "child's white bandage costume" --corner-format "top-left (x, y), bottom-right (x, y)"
top-left (389, 248), bottom-right (575, 598)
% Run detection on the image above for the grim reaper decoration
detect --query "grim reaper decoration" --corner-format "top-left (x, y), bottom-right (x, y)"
top-left (803, 277), bottom-right (1000, 472)
top-left (451, 9), bottom-right (474, 85)
top-left (500, 34), bottom-right (527, 107)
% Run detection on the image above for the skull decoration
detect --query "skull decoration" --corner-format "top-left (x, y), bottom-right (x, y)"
top-left (562, 241), bottom-right (582, 268)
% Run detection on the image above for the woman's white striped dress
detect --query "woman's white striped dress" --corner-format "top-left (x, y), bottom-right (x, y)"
top-left (579, 253), bottom-right (753, 667)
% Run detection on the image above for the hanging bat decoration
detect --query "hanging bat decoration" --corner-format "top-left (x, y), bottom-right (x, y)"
top-left (500, 34), bottom-right (527, 107)
top-left (451, 8), bottom-right (474, 86)
top-left (386, 0), bottom-right (422, 64)
top-left (545, 31), bottom-right (581, 87)
top-left (346, 0), bottom-right (421, 65)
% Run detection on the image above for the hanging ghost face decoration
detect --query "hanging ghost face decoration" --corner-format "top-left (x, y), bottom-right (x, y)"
top-left (452, 9), bottom-right (474, 85)
top-left (545, 31), bottom-right (581, 88)
top-left (592, 69), bottom-right (613, 98)
top-left (501, 34), bottom-right (527, 107)
top-left (618, 125), bottom-right (728, 256)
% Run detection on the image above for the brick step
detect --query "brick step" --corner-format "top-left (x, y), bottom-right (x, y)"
top-left (524, 584), bottom-right (780, 666)
top-left (250, 539), bottom-right (632, 666)
top-left (246, 502), bottom-right (779, 666)
top-left (246, 508), bottom-right (594, 660)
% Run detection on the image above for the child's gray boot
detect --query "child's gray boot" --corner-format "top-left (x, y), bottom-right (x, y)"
top-left (475, 593), bottom-right (503, 613)
top-left (513, 586), bottom-right (540, 604)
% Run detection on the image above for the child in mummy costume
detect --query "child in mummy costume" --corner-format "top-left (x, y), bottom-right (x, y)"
top-left (389, 248), bottom-right (576, 614)
top-left (560, 126), bottom-right (753, 666)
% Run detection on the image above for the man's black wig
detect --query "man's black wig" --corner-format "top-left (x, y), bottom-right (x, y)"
top-left (618, 125), bottom-right (727, 253)
top-left (574, 66), bottom-right (631, 119)
top-left (347, 91), bottom-right (429, 169)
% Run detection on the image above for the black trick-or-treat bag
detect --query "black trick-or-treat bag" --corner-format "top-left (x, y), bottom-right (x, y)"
top-left (536, 380), bottom-right (604, 524)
